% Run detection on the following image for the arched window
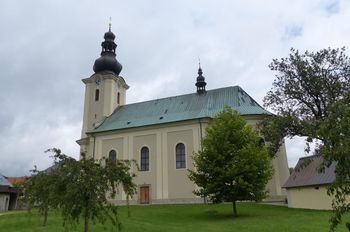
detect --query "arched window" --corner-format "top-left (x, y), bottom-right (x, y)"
top-left (109, 150), bottom-right (117, 163)
top-left (176, 143), bottom-right (186, 169)
top-left (95, 89), bottom-right (100, 101)
top-left (117, 92), bottom-right (120, 104)
top-left (140, 147), bottom-right (149, 171)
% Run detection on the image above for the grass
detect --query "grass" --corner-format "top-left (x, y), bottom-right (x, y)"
top-left (0, 202), bottom-right (349, 232)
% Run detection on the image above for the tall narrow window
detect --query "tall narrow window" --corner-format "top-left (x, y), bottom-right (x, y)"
top-left (109, 150), bottom-right (117, 163)
top-left (117, 92), bottom-right (120, 104)
top-left (140, 147), bottom-right (149, 171)
top-left (176, 143), bottom-right (186, 169)
top-left (95, 89), bottom-right (100, 101)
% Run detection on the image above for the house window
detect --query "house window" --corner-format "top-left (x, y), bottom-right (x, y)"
top-left (176, 143), bottom-right (186, 169)
top-left (140, 147), bottom-right (149, 171)
top-left (109, 150), bottom-right (117, 163)
top-left (95, 89), bottom-right (100, 101)
top-left (117, 92), bottom-right (120, 104)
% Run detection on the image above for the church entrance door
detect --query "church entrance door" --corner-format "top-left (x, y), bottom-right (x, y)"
top-left (140, 186), bottom-right (150, 204)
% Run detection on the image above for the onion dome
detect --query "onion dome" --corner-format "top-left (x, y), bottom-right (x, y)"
top-left (195, 63), bottom-right (207, 94)
top-left (93, 25), bottom-right (122, 75)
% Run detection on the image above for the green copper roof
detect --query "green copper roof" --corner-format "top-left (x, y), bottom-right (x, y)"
top-left (92, 86), bottom-right (271, 133)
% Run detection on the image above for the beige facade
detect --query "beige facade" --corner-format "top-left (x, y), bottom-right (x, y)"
top-left (87, 120), bottom-right (204, 203)
top-left (78, 71), bottom-right (290, 204)
top-left (286, 186), bottom-right (333, 210)
top-left (80, 73), bottom-right (128, 140)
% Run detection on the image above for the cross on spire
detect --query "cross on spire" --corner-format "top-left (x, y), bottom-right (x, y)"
top-left (109, 17), bottom-right (112, 31)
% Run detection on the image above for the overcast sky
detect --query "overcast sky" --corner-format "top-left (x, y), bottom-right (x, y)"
top-left (0, 0), bottom-right (349, 176)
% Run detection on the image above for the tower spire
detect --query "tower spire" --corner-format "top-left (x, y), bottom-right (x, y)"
top-left (198, 58), bottom-right (203, 76)
top-left (92, 25), bottom-right (122, 75)
top-left (195, 61), bottom-right (207, 94)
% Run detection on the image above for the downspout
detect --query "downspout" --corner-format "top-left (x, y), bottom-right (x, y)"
top-left (198, 119), bottom-right (203, 150)
top-left (92, 134), bottom-right (96, 159)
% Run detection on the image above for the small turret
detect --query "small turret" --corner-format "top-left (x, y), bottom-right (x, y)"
top-left (195, 62), bottom-right (207, 94)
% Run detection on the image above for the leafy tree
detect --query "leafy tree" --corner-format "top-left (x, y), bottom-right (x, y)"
top-left (25, 164), bottom-right (59, 226)
top-left (188, 106), bottom-right (273, 217)
top-left (261, 47), bottom-right (350, 155)
top-left (50, 149), bottom-right (136, 232)
top-left (26, 148), bottom-right (136, 232)
top-left (260, 47), bottom-right (350, 230)
top-left (318, 94), bottom-right (350, 231)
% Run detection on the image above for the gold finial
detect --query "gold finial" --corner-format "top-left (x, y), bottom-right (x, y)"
top-left (109, 17), bottom-right (112, 31)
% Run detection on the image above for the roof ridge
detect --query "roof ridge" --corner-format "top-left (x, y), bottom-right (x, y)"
top-left (123, 86), bottom-right (239, 107)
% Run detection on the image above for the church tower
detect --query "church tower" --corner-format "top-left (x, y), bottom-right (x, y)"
top-left (78, 25), bottom-right (129, 156)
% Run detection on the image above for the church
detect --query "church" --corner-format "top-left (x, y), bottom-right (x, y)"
top-left (76, 26), bottom-right (290, 204)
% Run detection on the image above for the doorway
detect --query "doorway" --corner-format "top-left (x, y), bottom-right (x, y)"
top-left (139, 186), bottom-right (150, 204)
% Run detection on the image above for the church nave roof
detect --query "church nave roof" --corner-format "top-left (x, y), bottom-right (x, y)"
top-left (92, 86), bottom-right (271, 133)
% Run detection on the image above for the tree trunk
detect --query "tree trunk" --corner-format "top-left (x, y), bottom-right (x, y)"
top-left (84, 209), bottom-right (89, 232)
top-left (232, 199), bottom-right (238, 217)
top-left (127, 195), bottom-right (131, 218)
top-left (43, 209), bottom-right (48, 226)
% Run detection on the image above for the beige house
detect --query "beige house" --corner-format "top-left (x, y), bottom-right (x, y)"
top-left (77, 27), bottom-right (290, 204)
top-left (283, 155), bottom-right (336, 210)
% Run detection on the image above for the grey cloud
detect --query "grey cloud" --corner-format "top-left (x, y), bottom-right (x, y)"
top-left (0, 0), bottom-right (350, 176)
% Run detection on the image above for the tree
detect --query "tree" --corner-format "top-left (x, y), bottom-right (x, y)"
top-left (26, 148), bottom-right (136, 232)
top-left (25, 163), bottom-right (59, 226)
top-left (188, 106), bottom-right (273, 217)
top-left (318, 94), bottom-right (350, 231)
top-left (50, 149), bottom-right (137, 232)
top-left (260, 47), bottom-right (350, 230)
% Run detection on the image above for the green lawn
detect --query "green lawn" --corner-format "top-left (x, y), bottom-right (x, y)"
top-left (0, 203), bottom-right (349, 232)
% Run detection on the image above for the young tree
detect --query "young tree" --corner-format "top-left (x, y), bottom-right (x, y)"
top-left (188, 106), bottom-right (273, 217)
top-left (260, 47), bottom-right (350, 230)
top-left (25, 164), bottom-right (59, 226)
top-left (51, 149), bottom-right (136, 232)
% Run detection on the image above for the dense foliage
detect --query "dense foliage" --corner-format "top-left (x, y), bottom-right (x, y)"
top-left (189, 106), bottom-right (273, 216)
top-left (260, 47), bottom-right (350, 230)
